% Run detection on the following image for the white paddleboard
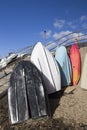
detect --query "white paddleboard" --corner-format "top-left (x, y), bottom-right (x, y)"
top-left (81, 53), bottom-right (87, 90)
top-left (31, 42), bottom-right (61, 94)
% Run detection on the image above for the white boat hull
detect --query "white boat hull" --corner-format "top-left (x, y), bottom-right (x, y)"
top-left (31, 42), bottom-right (61, 94)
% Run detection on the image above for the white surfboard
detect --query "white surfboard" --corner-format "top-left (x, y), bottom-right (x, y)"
top-left (31, 42), bottom-right (61, 94)
top-left (81, 53), bottom-right (87, 90)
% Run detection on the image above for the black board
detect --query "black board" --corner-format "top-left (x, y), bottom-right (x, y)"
top-left (8, 60), bottom-right (50, 124)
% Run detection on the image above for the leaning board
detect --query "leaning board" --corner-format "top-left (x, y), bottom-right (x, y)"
top-left (31, 42), bottom-right (61, 94)
top-left (69, 44), bottom-right (81, 85)
top-left (8, 60), bottom-right (49, 124)
top-left (81, 53), bottom-right (87, 89)
top-left (55, 45), bottom-right (72, 87)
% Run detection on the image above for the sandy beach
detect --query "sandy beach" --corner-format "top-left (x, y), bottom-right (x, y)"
top-left (1, 85), bottom-right (87, 130)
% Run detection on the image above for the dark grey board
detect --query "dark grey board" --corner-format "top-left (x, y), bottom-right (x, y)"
top-left (8, 60), bottom-right (50, 124)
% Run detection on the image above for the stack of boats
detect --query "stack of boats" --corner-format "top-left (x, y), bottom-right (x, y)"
top-left (0, 52), bottom-right (28, 70)
top-left (0, 53), bottom-right (17, 69)
top-left (8, 42), bottom-right (81, 124)
top-left (31, 42), bottom-right (81, 89)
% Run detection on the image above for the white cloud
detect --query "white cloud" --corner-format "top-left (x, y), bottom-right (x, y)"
top-left (51, 16), bottom-right (87, 46)
top-left (40, 30), bottom-right (52, 39)
top-left (53, 31), bottom-right (72, 44)
top-left (53, 19), bottom-right (77, 30)
top-left (67, 22), bottom-right (76, 29)
top-left (53, 19), bottom-right (65, 29)
top-left (53, 30), bottom-right (72, 39)
top-left (53, 32), bottom-right (59, 39)
top-left (46, 30), bottom-right (52, 38)
top-left (53, 15), bottom-right (87, 32)
top-left (79, 15), bottom-right (87, 28)
top-left (80, 15), bottom-right (87, 22)
top-left (53, 31), bottom-right (87, 45)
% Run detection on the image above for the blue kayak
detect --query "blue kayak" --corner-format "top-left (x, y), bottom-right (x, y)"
top-left (55, 45), bottom-right (72, 87)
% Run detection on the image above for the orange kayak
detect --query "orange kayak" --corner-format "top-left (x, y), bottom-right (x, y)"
top-left (69, 44), bottom-right (81, 85)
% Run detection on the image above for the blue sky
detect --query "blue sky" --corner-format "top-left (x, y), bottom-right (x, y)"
top-left (0, 0), bottom-right (87, 56)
